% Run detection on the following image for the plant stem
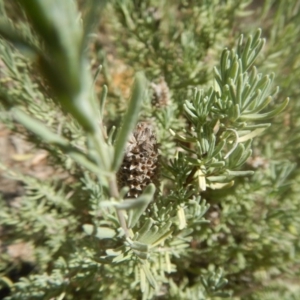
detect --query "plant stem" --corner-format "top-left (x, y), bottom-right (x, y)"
top-left (108, 175), bottom-right (130, 238)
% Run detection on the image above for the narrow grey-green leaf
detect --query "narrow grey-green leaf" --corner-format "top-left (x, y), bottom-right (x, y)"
top-left (82, 224), bottom-right (94, 235)
top-left (133, 250), bottom-right (148, 260)
top-left (114, 198), bottom-right (148, 210)
top-left (128, 184), bottom-right (156, 228)
top-left (145, 221), bottom-right (172, 245)
top-left (13, 109), bottom-right (100, 173)
top-left (0, 21), bottom-right (37, 55)
top-left (137, 218), bottom-right (155, 240)
top-left (226, 170), bottom-right (254, 176)
top-left (140, 263), bottom-right (157, 289)
top-left (112, 72), bottom-right (146, 171)
top-left (240, 98), bottom-right (289, 120)
top-left (138, 225), bottom-right (159, 244)
top-left (13, 109), bottom-right (67, 145)
top-left (82, 0), bottom-right (108, 49)
top-left (100, 84), bottom-right (108, 117)
top-left (83, 224), bottom-right (116, 239)
top-left (131, 241), bottom-right (149, 252)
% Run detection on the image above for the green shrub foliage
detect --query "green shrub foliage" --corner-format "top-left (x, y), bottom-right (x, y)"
top-left (0, 0), bottom-right (299, 299)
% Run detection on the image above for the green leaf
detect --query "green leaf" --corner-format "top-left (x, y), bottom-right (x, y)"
top-left (212, 140), bottom-right (226, 157)
top-left (17, 0), bottom-right (82, 58)
top-left (0, 20), bottom-right (37, 56)
top-left (226, 170), bottom-right (254, 176)
top-left (208, 181), bottom-right (234, 189)
top-left (140, 262), bottom-right (157, 289)
top-left (130, 241), bottom-right (149, 253)
top-left (138, 221), bottom-right (172, 246)
top-left (127, 184), bottom-right (155, 228)
top-left (240, 97), bottom-right (289, 120)
top-left (13, 109), bottom-right (65, 145)
top-left (136, 218), bottom-right (155, 240)
top-left (100, 84), bottom-right (108, 118)
top-left (112, 72), bottom-right (146, 171)
top-left (14, 0), bottom-right (103, 134)
top-left (238, 127), bottom-right (268, 142)
top-left (18, 0), bottom-right (83, 90)
top-left (13, 109), bottom-right (101, 174)
top-left (229, 58), bottom-right (239, 83)
top-left (83, 224), bottom-right (116, 239)
top-left (114, 198), bottom-right (148, 210)
top-left (220, 49), bottom-right (230, 83)
top-left (133, 250), bottom-right (148, 260)
top-left (82, 0), bottom-right (108, 49)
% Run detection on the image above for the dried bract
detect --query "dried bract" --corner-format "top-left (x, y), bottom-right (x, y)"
top-left (150, 77), bottom-right (170, 108)
top-left (118, 122), bottom-right (159, 198)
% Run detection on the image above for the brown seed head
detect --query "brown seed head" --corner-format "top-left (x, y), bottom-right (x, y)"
top-left (151, 77), bottom-right (170, 108)
top-left (118, 122), bottom-right (159, 198)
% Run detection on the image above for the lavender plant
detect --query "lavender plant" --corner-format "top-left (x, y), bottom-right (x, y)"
top-left (0, 1), bottom-right (299, 299)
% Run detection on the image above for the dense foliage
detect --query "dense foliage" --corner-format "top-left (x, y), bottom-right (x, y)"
top-left (0, 0), bottom-right (299, 299)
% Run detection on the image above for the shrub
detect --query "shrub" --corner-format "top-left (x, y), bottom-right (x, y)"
top-left (0, 1), bottom-right (299, 299)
